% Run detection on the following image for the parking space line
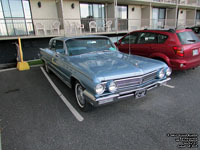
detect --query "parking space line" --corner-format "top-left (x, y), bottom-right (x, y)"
top-left (40, 67), bottom-right (84, 122)
top-left (163, 84), bottom-right (175, 89)
top-left (0, 68), bottom-right (16, 73)
top-left (0, 130), bottom-right (2, 150)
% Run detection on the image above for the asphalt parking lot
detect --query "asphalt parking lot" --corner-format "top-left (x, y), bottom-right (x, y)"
top-left (0, 67), bottom-right (200, 150)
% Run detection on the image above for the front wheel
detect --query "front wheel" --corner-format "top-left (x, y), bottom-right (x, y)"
top-left (44, 61), bottom-right (51, 74)
top-left (74, 81), bottom-right (93, 112)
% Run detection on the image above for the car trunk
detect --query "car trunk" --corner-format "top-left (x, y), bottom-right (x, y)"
top-left (182, 43), bottom-right (200, 58)
top-left (176, 31), bottom-right (200, 58)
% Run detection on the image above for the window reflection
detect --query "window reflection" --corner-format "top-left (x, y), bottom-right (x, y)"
top-left (117, 5), bottom-right (128, 31)
top-left (0, 0), bottom-right (33, 36)
top-left (80, 3), bottom-right (105, 32)
top-left (0, 1), bottom-right (7, 35)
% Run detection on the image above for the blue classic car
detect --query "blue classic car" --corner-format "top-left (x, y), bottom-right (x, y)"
top-left (40, 36), bottom-right (171, 111)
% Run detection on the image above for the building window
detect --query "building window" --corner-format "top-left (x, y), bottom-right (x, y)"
top-left (0, 0), bottom-right (33, 36)
top-left (152, 8), bottom-right (166, 29)
top-left (117, 5), bottom-right (128, 31)
top-left (80, 3), bottom-right (105, 32)
top-left (196, 10), bottom-right (200, 20)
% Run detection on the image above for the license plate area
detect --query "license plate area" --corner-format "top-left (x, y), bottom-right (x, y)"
top-left (135, 89), bottom-right (146, 99)
top-left (193, 49), bottom-right (199, 56)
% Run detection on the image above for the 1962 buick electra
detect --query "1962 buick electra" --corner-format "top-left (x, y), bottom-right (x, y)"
top-left (40, 36), bottom-right (171, 111)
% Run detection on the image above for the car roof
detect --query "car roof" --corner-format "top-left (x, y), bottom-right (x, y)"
top-left (51, 35), bottom-right (110, 41)
top-left (130, 28), bottom-right (193, 34)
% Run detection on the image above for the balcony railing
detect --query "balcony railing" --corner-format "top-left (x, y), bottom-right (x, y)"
top-left (179, 0), bottom-right (197, 6)
top-left (152, 0), bottom-right (176, 4)
top-left (0, 18), bottom-right (199, 38)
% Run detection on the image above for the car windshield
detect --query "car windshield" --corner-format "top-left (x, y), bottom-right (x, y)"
top-left (66, 38), bottom-right (117, 56)
top-left (177, 31), bottom-right (200, 45)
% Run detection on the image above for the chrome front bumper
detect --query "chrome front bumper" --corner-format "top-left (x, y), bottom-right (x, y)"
top-left (83, 78), bottom-right (171, 107)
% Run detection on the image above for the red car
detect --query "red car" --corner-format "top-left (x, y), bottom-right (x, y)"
top-left (115, 29), bottom-right (200, 70)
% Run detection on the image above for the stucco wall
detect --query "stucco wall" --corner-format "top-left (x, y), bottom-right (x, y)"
top-left (166, 8), bottom-right (176, 27)
top-left (128, 5), bottom-right (141, 30)
top-left (141, 6), bottom-right (150, 28)
top-left (30, 0), bottom-right (58, 19)
top-left (63, 0), bottom-right (80, 19)
top-left (178, 9), bottom-right (186, 26)
top-left (186, 10), bottom-right (195, 26)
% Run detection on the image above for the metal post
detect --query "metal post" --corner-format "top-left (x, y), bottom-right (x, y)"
top-left (60, 0), bottom-right (65, 36)
top-left (114, 0), bottom-right (118, 33)
top-left (194, 7), bottom-right (197, 26)
top-left (150, 2), bottom-right (152, 29)
top-left (175, 0), bottom-right (179, 29)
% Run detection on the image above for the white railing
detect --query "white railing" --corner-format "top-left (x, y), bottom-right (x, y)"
top-left (152, 0), bottom-right (176, 4)
top-left (179, 0), bottom-right (197, 5)
top-left (1, 18), bottom-right (199, 38)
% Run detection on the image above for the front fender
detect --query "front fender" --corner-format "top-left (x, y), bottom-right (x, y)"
top-left (70, 71), bottom-right (96, 96)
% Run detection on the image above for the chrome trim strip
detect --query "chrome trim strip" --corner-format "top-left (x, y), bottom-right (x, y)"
top-left (118, 93), bottom-right (134, 99)
top-left (96, 94), bottom-right (119, 101)
top-left (48, 65), bottom-right (72, 88)
top-left (49, 63), bottom-right (71, 80)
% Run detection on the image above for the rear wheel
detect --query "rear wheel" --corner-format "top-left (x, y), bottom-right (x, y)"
top-left (74, 81), bottom-right (93, 112)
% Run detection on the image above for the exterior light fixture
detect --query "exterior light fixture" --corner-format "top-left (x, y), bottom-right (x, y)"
top-left (71, 3), bottom-right (75, 9)
top-left (132, 7), bottom-right (135, 11)
top-left (38, 1), bottom-right (41, 8)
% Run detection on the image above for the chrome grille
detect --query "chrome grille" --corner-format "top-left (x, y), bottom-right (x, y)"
top-left (142, 71), bottom-right (157, 83)
top-left (115, 71), bottom-right (157, 89)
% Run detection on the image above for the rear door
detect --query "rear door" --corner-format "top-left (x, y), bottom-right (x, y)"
top-left (176, 31), bottom-right (200, 58)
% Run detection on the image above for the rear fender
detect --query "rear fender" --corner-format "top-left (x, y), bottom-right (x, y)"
top-left (150, 53), bottom-right (171, 66)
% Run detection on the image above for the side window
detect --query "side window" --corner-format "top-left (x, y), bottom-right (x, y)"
top-left (158, 34), bottom-right (168, 44)
top-left (55, 40), bottom-right (65, 54)
top-left (55, 40), bottom-right (63, 49)
top-left (138, 32), bottom-right (158, 44)
top-left (121, 33), bottom-right (139, 44)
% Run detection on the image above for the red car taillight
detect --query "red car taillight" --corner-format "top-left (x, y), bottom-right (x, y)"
top-left (173, 46), bottom-right (184, 57)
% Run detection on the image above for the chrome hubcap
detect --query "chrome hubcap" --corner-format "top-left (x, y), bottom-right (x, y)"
top-left (75, 83), bottom-right (85, 108)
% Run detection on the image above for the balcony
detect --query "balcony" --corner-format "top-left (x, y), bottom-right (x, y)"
top-left (0, 18), bottom-right (192, 40)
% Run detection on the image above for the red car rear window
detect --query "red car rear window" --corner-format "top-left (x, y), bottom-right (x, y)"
top-left (177, 31), bottom-right (200, 45)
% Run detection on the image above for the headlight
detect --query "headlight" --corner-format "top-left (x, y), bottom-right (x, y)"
top-left (95, 84), bottom-right (105, 95)
top-left (166, 67), bottom-right (172, 76)
top-left (158, 69), bottom-right (165, 79)
top-left (108, 81), bottom-right (117, 93)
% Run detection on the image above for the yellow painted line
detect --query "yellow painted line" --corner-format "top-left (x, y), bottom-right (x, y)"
top-left (40, 67), bottom-right (84, 122)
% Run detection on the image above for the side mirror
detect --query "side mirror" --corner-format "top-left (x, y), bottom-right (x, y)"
top-left (115, 41), bottom-right (121, 46)
top-left (56, 49), bottom-right (65, 54)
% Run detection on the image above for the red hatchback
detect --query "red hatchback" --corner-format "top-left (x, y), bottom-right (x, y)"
top-left (116, 29), bottom-right (200, 70)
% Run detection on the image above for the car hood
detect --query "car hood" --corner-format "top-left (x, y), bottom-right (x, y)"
top-left (68, 51), bottom-right (167, 82)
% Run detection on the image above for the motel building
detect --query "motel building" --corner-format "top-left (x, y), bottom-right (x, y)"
top-left (1, 0), bottom-right (200, 65)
